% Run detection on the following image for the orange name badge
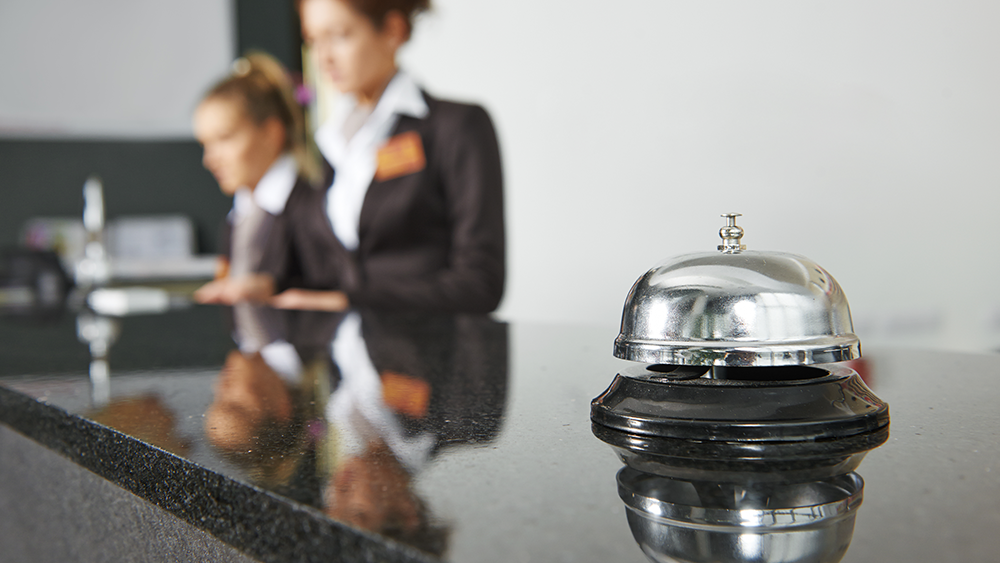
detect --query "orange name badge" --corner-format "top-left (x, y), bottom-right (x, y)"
top-left (380, 370), bottom-right (431, 419)
top-left (375, 131), bottom-right (426, 181)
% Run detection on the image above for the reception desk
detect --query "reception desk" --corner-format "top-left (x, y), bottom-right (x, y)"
top-left (1, 304), bottom-right (998, 562)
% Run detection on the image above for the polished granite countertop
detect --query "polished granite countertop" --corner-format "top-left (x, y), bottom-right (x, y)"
top-left (1, 303), bottom-right (999, 562)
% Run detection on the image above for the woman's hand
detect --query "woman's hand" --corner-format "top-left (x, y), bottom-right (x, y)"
top-left (194, 274), bottom-right (276, 305)
top-left (270, 289), bottom-right (349, 312)
top-left (193, 279), bottom-right (230, 304)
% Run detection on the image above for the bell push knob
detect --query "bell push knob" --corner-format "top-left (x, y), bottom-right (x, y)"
top-left (718, 213), bottom-right (746, 254)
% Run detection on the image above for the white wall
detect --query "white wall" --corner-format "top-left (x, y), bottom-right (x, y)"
top-left (400, 0), bottom-right (1000, 352)
top-left (0, 0), bottom-right (233, 138)
top-left (3, 1), bottom-right (999, 351)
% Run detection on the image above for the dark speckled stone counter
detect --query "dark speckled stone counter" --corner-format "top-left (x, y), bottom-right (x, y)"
top-left (0, 388), bottom-right (435, 563)
top-left (2, 304), bottom-right (1000, 562)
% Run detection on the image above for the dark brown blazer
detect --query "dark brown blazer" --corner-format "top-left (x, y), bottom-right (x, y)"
top-left (218, 172), bottom-right (327, 276)
top-left (268, 93), bottom-right (505, 314)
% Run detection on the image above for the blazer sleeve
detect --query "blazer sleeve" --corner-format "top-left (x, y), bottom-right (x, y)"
top-left (348, 105), bottom-right (506, 313)
top-left (257, 182), bottom-right (310, 291)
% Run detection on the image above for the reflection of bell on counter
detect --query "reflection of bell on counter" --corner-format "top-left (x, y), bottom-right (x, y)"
top-left (591, 214), bottom-right (890, 563)
top-left (618, 467), bottom-right (864, 563)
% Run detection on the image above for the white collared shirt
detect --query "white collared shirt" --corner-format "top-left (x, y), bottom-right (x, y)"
top-left (314, 72), bottom-right (429, 251)
top-left (228, 154), bottom-right (298, 276)
top-left (326, 312), bottom-right (435, 474)
top-left (260, 339), bottom-right (304, 384)
top-left (231, 153), bottom-right (298, 220)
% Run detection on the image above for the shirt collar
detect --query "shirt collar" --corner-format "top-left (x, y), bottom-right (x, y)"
top-left (231, 154), bottom-right (298, 220)
top-left (248, 153), bottom-right (298, 215)
top-left (315, 71), bottom-right (428, 160)
top-left (375, 70), bottom-right (429, 120)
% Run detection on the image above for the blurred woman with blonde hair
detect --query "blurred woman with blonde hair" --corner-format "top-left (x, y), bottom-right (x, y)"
top-left (193, 52), bottom-right (327, 304)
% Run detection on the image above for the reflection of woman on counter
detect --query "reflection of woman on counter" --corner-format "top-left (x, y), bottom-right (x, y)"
top-left (193, 52), bottom-right (326, 305)
top-left (204, 345), bottom-right (328, 494)
top-left (318, 311), bottom-right (508, 556)
top-left (321, 312), bottom-right (447, 553)
top-left (206, 305), bottom-right (509, 554)
top-left (251, 0), bottom-right (505, 314)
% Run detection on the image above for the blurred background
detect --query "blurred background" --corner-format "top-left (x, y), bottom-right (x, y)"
top-left (2, 0), bottom-right (998, 351)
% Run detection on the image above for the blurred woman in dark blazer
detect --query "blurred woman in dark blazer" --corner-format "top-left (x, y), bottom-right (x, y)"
top-left (252, 0), bottom-right (505, 314)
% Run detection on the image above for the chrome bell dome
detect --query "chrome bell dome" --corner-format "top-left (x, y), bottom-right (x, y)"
top-left (614, 214), bottom-right (859, 367)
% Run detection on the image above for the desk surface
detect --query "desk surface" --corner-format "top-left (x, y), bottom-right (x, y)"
top-left (1, 304), bottom-right (999, 562)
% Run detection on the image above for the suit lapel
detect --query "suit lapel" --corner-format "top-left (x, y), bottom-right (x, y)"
top-left (356, 112), bottom-right (432, 255)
